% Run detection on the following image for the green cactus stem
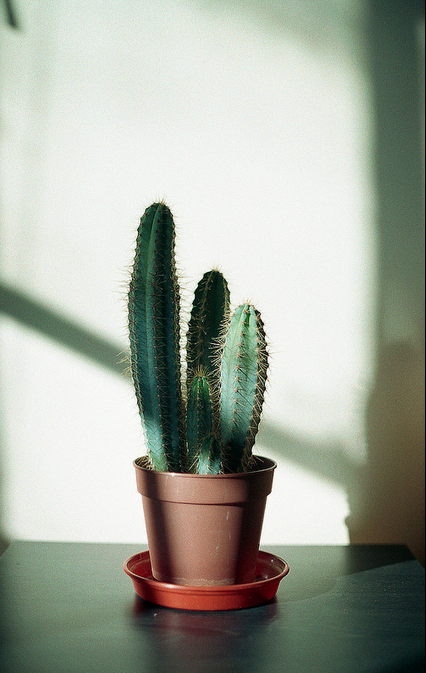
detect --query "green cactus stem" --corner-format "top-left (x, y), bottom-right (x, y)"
top-left (128, 202), bottom-right (185, 472)
top-left (186, 269), bottom-right (230, 396)
top-left (197, 434), bottom-right (222, 475)
top-left (219, 304), bottom-right (268, 472)
top-left (186, 372), bottom-right (214, 472)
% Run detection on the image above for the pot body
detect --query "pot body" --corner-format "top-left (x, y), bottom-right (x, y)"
top-left (134, 456), bottom-right (276, 586)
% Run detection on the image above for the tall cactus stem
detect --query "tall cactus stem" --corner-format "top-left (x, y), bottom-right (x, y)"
top-left (128, 202), bottom-right (185, 472)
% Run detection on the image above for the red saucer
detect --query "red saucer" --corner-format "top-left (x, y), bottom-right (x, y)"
top-left (123, 550), bottom-right (289, 611)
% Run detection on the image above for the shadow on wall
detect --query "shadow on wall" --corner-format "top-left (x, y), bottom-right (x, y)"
top-left (257, 347), bottom-right (426, 567)
top-left (345, 0), bottom-right (426, 567)
top-left (346, 342), bottom-right (425, 566)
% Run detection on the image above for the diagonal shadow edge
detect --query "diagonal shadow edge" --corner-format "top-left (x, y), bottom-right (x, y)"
top-left (2, 0), bottom-right (19, 29)
top-left (256, 421), bottom-right (360, 490)
top-left (0, 281), bottom-right (129, 377)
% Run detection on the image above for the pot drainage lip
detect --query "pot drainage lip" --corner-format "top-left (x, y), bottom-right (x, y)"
top-left (123, 550), bottom-right (289, 611)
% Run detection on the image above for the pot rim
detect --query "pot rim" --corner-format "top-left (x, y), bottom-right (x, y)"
top-left (133, 454), bottom-right (276, 477)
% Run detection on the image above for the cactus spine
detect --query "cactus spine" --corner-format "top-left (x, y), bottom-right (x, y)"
top-left (128, 202), bottom-right (269, 474)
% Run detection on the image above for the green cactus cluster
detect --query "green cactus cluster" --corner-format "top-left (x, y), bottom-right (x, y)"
top-left (128, 202), bottom-right (268, 473)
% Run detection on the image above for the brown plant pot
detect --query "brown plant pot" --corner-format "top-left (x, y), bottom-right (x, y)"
top-left (134, 455), bottom-right (276, 586)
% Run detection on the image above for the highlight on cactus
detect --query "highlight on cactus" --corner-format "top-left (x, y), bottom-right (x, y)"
top-left (128, 201), bottom-right (269, 474)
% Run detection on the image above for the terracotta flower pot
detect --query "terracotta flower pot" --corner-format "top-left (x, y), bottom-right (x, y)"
top-left (134, 455), bottom-right (276, 586)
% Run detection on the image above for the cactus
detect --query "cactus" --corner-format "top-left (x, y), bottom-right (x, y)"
top-left (128, 202), bottom-right (269, 474)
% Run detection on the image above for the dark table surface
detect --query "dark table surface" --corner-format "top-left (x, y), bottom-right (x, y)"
top-left (0, 541), bottom-right (424, 673)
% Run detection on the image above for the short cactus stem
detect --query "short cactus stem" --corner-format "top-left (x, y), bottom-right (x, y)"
top-left (186, 269), bottom-right (230, 396)
top-left (219, 304), bottom-right (268, 472)
top-left (197, 434), bottom-right (222, 475)
top-left (186, 372), bottom-right (214, 472)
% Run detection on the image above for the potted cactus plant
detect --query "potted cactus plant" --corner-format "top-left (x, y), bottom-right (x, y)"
top-left (126, 202), bottom-right (277, 591)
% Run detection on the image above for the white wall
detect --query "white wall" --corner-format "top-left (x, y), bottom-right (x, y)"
top-left (0, 0), bottom-right (375, 545)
